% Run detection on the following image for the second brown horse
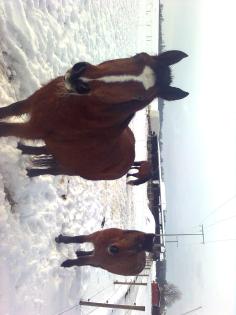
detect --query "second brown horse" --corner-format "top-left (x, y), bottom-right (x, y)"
top-left (55, 228), bottom-right (157, 276)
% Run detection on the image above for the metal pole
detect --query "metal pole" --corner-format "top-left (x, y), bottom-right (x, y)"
top-left (155, 233), bottom-right (203, 237)
top-left (80, 301), bottom-right (145, 311)
top-left (166, 238), bottom-right (179, 247)
top-left (201, 225), bottom-right (205, 244)
top-left (156, 227), bottom-right (205, 243)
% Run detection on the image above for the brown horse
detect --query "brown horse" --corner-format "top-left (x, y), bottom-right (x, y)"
top-left (55, 228), bottom-right (158, 276)
top-left (127, 160), bottom-right (152, 185)
top-left (0, 51), bottom-right (188, 179)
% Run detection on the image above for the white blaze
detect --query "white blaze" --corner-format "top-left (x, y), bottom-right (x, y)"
top-left (81, 65), bottom-right (156, 90)
top-left (65, 65), bottom-right (156, 91)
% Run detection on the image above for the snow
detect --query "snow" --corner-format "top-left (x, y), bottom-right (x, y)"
top-left (0, 0), bottom-right (158, 314)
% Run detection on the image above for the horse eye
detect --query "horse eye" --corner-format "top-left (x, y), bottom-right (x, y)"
top-left (109, 245), bottom-right (119, 254)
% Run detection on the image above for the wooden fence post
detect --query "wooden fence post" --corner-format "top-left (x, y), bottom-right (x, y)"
top-left (80, 301), bottom-right (145, 311)
top-left (114, 281), bottom-right (147, 286)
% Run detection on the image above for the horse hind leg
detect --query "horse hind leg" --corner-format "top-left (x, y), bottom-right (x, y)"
top-left (17, 143), bottom-right (49, 155)
top-left (61, 256), bottom-right (95, 268)
top-left (132, 161), bottom-right (142, 166)
top-left (0, 100), bottom-right (29, 119)
top-left (130, 166), bottom-right (139, 170)
top-left (27, 155), bottom-right (61, 177)
top-left (27, 167), bottom-right (61, 177)
top-left (127, 179), bottom-right (137, 186)
top-left (75, 250), bottom-right (94, 257)
top-left (127, 172), bottom-right (138, 178)
top-left (127, 172), bottom-right (139, 179)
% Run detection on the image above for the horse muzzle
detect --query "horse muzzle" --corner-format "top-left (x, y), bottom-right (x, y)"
top-left (64, 62), bottom-right (91, 94)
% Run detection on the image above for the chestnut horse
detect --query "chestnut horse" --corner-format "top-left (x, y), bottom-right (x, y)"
top-left (55, 228), bottom-right (158, 276)
top-left (127, 160), bottom-right (152, 185)
top-left (0, 51), bottom-right (188, 179)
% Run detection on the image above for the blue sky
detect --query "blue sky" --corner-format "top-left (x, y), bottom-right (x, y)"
top-left (161, 1), bottom-right (236, 314)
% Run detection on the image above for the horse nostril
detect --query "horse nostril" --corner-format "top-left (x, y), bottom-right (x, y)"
top-left (72, 62), bottom-right (88, 75)
top-left (108, 245), bottom-right (119, 255)
top-left (76, 80), bottom-right (91, 94)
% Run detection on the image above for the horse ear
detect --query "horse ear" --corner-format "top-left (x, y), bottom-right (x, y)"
top-left (157, 50), bottom-right (188, 65)
top-left (159, 86), bottom-right (189, 101)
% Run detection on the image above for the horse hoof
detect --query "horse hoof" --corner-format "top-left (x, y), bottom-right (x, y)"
top-left (17, 142), bottom-right (24, 151)
top-left (55, 234), bottom-right (63, 243)
top-left (61, 260), bottom-right (74, 268)
top-left (27, 169), bottom-right (38, 178)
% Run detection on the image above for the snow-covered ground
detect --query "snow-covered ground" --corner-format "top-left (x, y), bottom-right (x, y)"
top-left (0, 1), bottom-right (158, 314)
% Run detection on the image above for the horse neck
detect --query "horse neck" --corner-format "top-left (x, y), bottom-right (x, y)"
top-left (87, 103), bottom-right (135, 137)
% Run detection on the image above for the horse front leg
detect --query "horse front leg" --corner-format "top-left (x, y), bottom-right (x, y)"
top-left (17, 143), bottom-right (49, 155)
top-left (0, 100), bottom-right (29, 119)
top-left (61, 256), bottom-right (96, 268)
top-left (75, 250), bottom-right (94, 257)
top-left (55, 234), bottom-right (89, 244)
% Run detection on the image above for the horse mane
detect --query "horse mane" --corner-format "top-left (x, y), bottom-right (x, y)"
top-left (154, 63), bottom-right (173, 88)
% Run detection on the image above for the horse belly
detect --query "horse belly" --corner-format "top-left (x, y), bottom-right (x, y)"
top-left (96, 129), bottom-right (135, 180)
top-left (45, 131), bottom-right (135, 180)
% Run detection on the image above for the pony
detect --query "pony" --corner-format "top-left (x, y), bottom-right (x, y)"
top-left (55, 228), bottom-right (158, 276)
top-left (127, 160), bottom-right (152, 185)
top-left (0, 51), bottom-right (188, 179)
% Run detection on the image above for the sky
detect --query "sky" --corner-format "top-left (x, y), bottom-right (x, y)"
top-left (160, 1), bottom-right (236, 314)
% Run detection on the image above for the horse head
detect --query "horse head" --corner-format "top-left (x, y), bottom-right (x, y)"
top-left (64, 50), bottom-right (188, 110)
top-left (107, 231), bottom-right (158, 256)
